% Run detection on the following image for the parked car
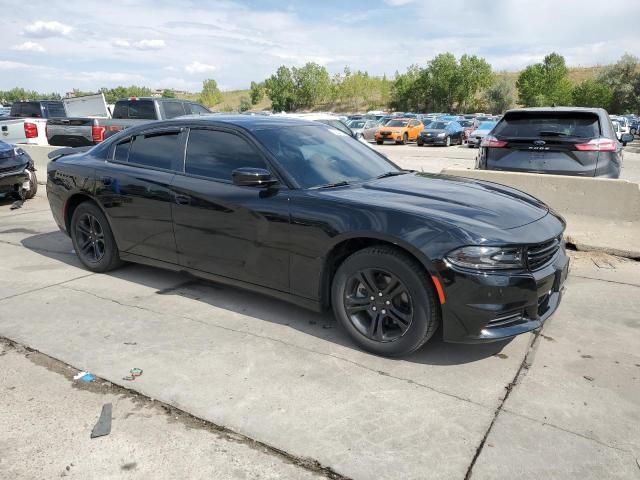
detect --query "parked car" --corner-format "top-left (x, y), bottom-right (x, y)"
top-left (610, 115), bottom-right (631, 136)
top-left (375, 118), bottom-right (423, 145)
top-left (630, 118), bottom-right (639, 136)
top-left (476, 107), bottom-right (632, 178)
top-left (467, 121), bottom-right (498, 148)
top-left (47, 97), bottom-right (211, 147)
top-left (458, 120), bottom-right (475, 142)
top-left (361, 120), bottom-right (381, 142)
top-left (0, 100), bottom-right (67, 145)
top-left (47, 115), bottom-right (568, 357)
top-left (0, 141), bottom-right (37, 200)
top-left (347, 119), bottom-right (368, 137)
top-left (417, 121), bottom-right (464, 147)
top-left (0, 106), bottom-right (11, 117)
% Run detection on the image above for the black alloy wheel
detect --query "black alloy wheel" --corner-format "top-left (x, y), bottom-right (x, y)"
top-left (343, 268), bottom-right (413, 342)
top-left (75, 212), bottom-right (106, 263)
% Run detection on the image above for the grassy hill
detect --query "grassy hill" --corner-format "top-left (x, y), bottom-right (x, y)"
top-left (179, 65), bottom-right (611, 112)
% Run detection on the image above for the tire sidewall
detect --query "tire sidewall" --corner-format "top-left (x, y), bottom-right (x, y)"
top-left (70, 202), bottom-right (119, 273)
top-left (332, 249), bottom-right (436, 356)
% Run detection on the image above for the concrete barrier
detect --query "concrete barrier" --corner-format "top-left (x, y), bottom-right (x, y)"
top-left (20, 145), bottom-right (60, 184)
top-left (442, 168), bottom-right (640, 258)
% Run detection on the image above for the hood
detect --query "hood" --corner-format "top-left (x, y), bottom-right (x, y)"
top-left (422, 129), bottom-right (447, 135)
top-left (470, 128), bottom-right (492, 136)
top-left (0, 141), bottom-right (27, 170)
top-left (317, 173), bottom-right (549, 231)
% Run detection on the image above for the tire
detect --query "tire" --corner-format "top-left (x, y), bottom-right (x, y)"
top-left (24, 170), bottom-right (37, 200)
top-left (376, 140), bottom-right (383, 145)
top-left (331, 246), bottom-right (440, 357)
top-left (397, 133), bottom-right (407, 145)
top-left (445, 136), bottom-right (451, 147)
top-left (70, 202), bottom-right (123, 273)
top-left (417, 140), bottom-right (424, 147)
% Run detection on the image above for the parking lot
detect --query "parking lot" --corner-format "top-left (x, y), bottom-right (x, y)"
top-left (1, 143), bottom-right (639, 479)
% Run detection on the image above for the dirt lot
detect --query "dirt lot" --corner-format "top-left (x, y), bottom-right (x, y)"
top-left (0, 147), bottom-right (639, 479)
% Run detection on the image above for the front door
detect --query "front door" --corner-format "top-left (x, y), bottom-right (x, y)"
top-left (171, 127), bottom-right (290, 292)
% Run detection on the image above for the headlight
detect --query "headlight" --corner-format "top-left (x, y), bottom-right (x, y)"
top-left (437, 133), bottom-right (446, 137)
top-left (446, 246), bottom-right (524, 270)
top-left (13, 147), bottom-right (24, 156)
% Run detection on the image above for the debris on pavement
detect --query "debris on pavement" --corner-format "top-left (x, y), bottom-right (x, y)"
top-left (10, 200), bottom-right (23, 210)
top-left (583, 375), bottom-right (595, 382)
top-left (73, 371), bottom-right (95, 383)
top-left (90, 403), bottom-right (112, 439)
top-left (122, 367), bottom-right (143, 381)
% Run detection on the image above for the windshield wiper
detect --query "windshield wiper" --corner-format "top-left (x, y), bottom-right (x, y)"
top-left (538, 131), bottom-right (569, 137)
top-left (375, 170), bottom-right (411, 179)
top-left (313, 180), bottom-right (351, 189)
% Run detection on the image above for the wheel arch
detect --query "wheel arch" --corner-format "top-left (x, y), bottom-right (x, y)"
top-left (64, 193), bottom-right (115, 238)
top-left (319, 233), bottom-right (438, 309)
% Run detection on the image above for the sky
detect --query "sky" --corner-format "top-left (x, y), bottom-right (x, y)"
top-left (0, 0), bottom-right (638, 94)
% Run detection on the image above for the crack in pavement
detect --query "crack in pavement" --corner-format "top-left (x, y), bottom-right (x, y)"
top-left (57, 282), bottom-right (490, 410)
top-left (0, 337), bottom-right (351, 480)
top-left (501, 408), bottom-right (633, 455)
top-left (464, 329), bottom-right (543, 479)
top-left (0, 272), bottom-right (95, 302)
top-left (571, 274), bottom-right (640, 288)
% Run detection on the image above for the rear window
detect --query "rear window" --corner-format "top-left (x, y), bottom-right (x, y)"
top-left (12, 102), bottom-right (42, 118)
top-left (112, 100), bottom-right (157, 120)
top-left (493, 112), bottom-right (600, 139)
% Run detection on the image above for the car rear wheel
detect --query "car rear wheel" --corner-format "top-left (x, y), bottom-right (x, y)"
top-left (71, 202), bottom-right (123, 273)
top-left (331, 246), bottom-right (440, 357)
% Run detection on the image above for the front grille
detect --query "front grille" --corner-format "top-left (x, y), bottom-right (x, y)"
top-left (486, 312), bottom-right (525, 329)
top-left (527, 236), bottom-right (561, 270)
top-left (0, 164), bottom-right (23, 175)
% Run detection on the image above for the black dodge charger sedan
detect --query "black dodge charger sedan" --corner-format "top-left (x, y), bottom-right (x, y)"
top-left (47, 116), bottom-right (569, 357)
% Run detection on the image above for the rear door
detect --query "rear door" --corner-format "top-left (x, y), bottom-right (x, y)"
top-left (94, 128), bottom-right (184, 263)
top-left (483, 111), bottom-right (605, 176)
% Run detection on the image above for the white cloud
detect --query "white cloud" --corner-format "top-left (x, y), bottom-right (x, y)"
top-left (0, 61), bottom-right (34, 70)
top-left (134, 39), bottom-right (165, 50)
top-left (112, 38), bottom-right (165, 50)
top-left (185, 61), bottom-right (217, 74)
top-left (70, 71), bottom-right (147, 83)
top-left (11, 41), bottom-right (46, 52)
top-left (24, 20), bottom-right (72, 38)
top-left (384, 0), bottom-right (416, 5)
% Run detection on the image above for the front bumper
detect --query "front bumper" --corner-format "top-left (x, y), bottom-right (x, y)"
top-left (438, 247), bottom-right (569, 343)
top-left (419, 135), bottom-right (447, 145)
top-left (0, 166), bottom-right (29, 195)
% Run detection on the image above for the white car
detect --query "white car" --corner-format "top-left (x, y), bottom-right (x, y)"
top-left (611, 115), bottom-right (630, 136)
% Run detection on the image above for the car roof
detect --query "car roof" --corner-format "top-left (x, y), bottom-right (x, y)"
top-left (504, 106), bottom-right (607, 115)
top-left (138, 114), bottom-right (322, 132)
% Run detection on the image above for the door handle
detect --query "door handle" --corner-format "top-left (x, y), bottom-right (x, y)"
top-left (174, 194), bottom-right (190, 205)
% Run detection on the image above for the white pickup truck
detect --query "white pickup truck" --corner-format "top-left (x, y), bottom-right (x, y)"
top-left (0, 94), bottom-right (110, 146)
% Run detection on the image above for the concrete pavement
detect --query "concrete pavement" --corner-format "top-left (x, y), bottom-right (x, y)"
top-left (1, 189), bottom-right (639, 479)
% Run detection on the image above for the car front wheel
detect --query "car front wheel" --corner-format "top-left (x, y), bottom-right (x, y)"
top-left (331, 246), bottom-right (440, 357)
top-left (71, 202), bottom-right (123, 273)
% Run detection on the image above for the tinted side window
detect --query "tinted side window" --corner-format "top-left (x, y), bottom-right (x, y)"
top-left (113, 139), bottom-right (131, 162)
top-left (187, 103), bottom-right (210, 115)
top-left (42, 102), bottom-right (66, 118)
top-left (112, 100), bottom-right (157, 120)
top-left (14, 103), bottom-right (41, 118)
top-left (162, 102), bottom-right (186, 119)
top-left (185, 129), bottom-right (267, 181)
top-left (128, 131), bottom-right (180, 170)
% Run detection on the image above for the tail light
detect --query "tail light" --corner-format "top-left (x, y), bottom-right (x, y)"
top-left (480, 135), bottom-right (507, 148)
top-left (92, 122), bottom-right (106, 143)
top-left (575, 138), bottom-right (616, 152)
top-left (24, 122), bottom-right (38, 139)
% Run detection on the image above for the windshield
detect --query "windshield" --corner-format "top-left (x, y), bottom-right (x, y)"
top-left (386, 120), bottom-right (408, 127)
top-left (459, 120), bottom-right (473, 127)
top-left (254, 125), bottom-right (399, 189)
top-left (478, 122), bottom-right (496, 130)
top-left (428, 122), bottom-right (448, 129)
top-left (349, 121), bottom-right (366, 129)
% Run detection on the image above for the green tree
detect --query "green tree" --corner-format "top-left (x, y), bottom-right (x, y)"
top-left (598, 54), bottom-right (640, 113)
top-left (571, 79), bottom-right (612, 109)
top-left (389, 65), bottom-right (422, 112)
top-left (455, 55), bottom-right (493, 112)
top-left (484, 77), bottom-right (516, 114)
top-left (292, 62), bottom-right (331, 109)
top-left (425, 53), bottom-right (460, 112)
top-left (161, 89), bottom-right (176, 98)
top-left (516, 53), bottom-right (572, 107)
top-left (264, 65), bottom-right (296, 111)
top-left (239, 96), bottom-right (252, 112)
top-left (249, 81), bottom-right (264, 105)
top-left (199, 79), bottom-right (222, 107)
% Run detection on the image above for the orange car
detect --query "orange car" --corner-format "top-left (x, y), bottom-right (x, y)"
top-left (375, 118), bottom-right (423, 145)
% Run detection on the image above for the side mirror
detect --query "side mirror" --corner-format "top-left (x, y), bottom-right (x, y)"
top-left (621, 133), bottom-right (634, 145)
top-left (232, 167), bottom-right (278, 187)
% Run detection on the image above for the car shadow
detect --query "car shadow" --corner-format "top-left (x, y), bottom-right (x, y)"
top-left (21, 231), bottom-right (513, 366)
